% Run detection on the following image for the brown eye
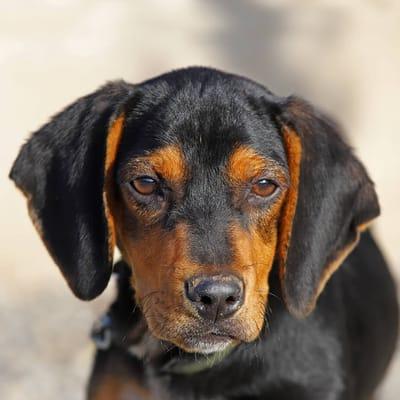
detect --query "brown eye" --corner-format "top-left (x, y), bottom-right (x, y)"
top-left (131, 176), bottom-right (157, 195)
top-left (251, 179), bottom-right (277, 197)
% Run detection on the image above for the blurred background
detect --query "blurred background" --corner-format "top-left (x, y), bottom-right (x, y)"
top-left (1, 1), bottom-right (399, 399)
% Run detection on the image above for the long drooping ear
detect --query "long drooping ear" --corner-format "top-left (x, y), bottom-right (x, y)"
top-left (9, 81), bottom-right (135, 300)
top-left (274, 96), bottom-right (380, 318)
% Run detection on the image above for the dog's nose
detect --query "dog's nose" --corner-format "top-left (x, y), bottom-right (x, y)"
top-left (185, 275), bottom-right (244, 321)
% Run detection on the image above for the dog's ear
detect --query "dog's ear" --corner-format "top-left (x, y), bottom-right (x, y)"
top-left (10, 81), bottom-right (135, 300)
top-left (273, 96), bottom-right (379, 318)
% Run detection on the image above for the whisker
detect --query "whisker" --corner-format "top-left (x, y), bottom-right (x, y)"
top-left (268, 290), bottom-right (282, 301)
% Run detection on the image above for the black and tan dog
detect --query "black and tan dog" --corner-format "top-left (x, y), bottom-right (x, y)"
top-left (10, 67), bottom-right (399, 399)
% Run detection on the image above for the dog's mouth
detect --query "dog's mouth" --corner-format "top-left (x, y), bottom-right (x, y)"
top-left (178, 329), bottom-right (239, 354)
top-left (142, 307), bottom-right (250, 354)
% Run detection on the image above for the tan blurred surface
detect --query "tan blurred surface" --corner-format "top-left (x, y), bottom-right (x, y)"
top-left (1, 1), bottom-right (399, 399)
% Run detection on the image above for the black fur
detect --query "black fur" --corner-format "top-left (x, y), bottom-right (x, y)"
top-left (277, 96), bottom-right (380, 316)
top-left (10, 67), bottom-right (398, 399)
top-left (10, 81), bottom-right (134, 299)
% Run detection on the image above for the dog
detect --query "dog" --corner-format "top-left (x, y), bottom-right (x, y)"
top-left (10, 67), bottom-right (399, 400)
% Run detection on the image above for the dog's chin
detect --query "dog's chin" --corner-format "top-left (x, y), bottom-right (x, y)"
top-left (176, 333), bottom-right (238, 354)
top-left (148, 322), bottom-right (241, 354)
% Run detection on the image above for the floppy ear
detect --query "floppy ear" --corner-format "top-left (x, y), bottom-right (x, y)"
top-left (9, 81), bottom-right (135, 300)
top-left (274, 96), bottom-right (380, 318)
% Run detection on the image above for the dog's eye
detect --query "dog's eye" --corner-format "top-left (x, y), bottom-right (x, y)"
top-left (131, 176), bottom-right (158, 195)
top-left (251, 179), bottom-right (277, 197)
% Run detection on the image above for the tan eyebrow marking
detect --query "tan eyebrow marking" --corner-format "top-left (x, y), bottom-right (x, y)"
top-left (145, 145), bottom-right (187, 184)
top-left (124, 144), bottom-right (187, 187)
top-left (226, 145), bottom-right (287, 184)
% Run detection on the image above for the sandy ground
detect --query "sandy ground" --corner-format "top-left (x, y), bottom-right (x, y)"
top-left (1, 1), bottom-right (399, 399)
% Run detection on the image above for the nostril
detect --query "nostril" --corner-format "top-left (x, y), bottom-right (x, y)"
top-left (225, 295), bottom-right (237, 304)
top-left (200, 295), bottom-right (213, 305)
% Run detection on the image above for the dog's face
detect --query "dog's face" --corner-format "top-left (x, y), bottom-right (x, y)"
top-left (112, 85), bottom-right (289, 352)
top-left (10, 68), bottom-right (379, 354)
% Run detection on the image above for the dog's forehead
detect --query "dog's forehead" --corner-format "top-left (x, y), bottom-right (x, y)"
top-left (119, 70), bottom-right (287, 171)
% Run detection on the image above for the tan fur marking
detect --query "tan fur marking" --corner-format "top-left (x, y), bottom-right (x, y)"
top-left (226, 145), bottom-right (286, 184)
top-left (314, 219), bottom-right (374, 308)
top-left (145, 145), bottom-right (186, 185)
top-left (104, 114), bottom-right (125, 260)
top-left (316, 235), bottom-right (360, 302)
top-left (91, 375), bottom-right (151, 400)
top-left (228, 222), bottom-right (278, 341)
top-left (277, 128), bottom-right (302, 284)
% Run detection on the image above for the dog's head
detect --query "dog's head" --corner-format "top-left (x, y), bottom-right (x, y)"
top-left (10, 68), bottom-right (379, 354)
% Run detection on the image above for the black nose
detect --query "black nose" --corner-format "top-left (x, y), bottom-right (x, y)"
top-left (185, 275), bottom-right (244, 322)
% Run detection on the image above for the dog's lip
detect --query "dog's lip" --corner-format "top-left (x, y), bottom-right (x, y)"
top-left (190, 320), bottom-right (241, 341)
top-left (209, 330), bottom-right (235, 339)
top-left (201, 328), bottom-right (240, 345)
top-left (179, 330), bottom-right (237, 354)
top-left (185, 325), bottom-right (238, 342)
